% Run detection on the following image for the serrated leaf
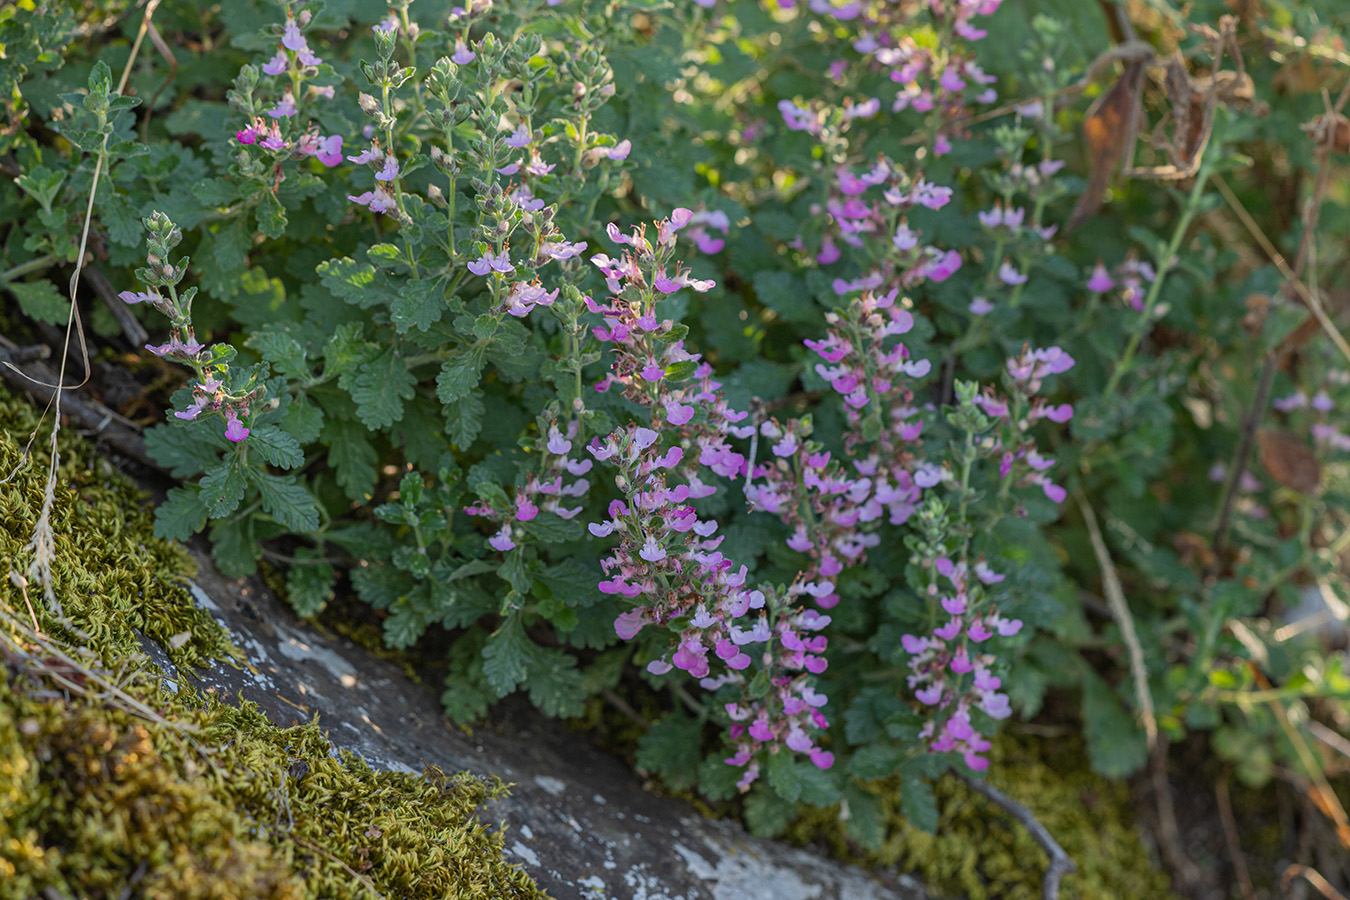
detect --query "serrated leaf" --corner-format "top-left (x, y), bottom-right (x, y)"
top-left (898, 765), bottom-right (939, 833)
top-left (436, 352), bottom-right (484, 404)
top-left (384, 595), bottom-right (427, 648)
top-left (538, 558), bottom-right (598, 607)
top-left (153, 486), bottom-right (209, 541)
top-left (521, 512), bottom-right (583, 543)
top-left (317, 257), bottom-right (381, 307)
top-left (743, 784), bottom-right (795, 837)
top-left (635, 712), bottom-right (703, 791)
top-left (248, 424), bottom-right (305, 469)
top-left (1082, 673), bottom-right (1149, 778)
top-left (144, 423), bottom-right (222, 477)
top-left (6, 279), bottom-right (69, 324)
top-left (350, 347), bottom-right (416, 430)
top-left (200, 455), bottom-right (249, 517)
top-left (286, 555), bottom-right (335, 617)
top-left (322, 416), bottom-right (378, 500)
top-left (350, 563), bottom-right (414, 609)
top-left (282, 398), bottom-right (324, 445)
top-left (443, 390), bottom-right (484, 448)
top-left (524, 647), bottom-right (588, 718)
top-left (481, 615), bottom-right (533, 696)
top-left (842, 785), bottom-right (886, 850)
top-left (247, 328), bottom-right (310, 379)
top-left (765, 751), bottom-right (803, 803)
top-left (499, 551), bottom-right (531, 593)
top-left (209, 516), bottom-right (257, 577)
top-left (848, 742), bottom-right (905, 779)
top-left (390, 277), bottom-right (444, 333)
top-left (254, 472), bottom-right (320, 532)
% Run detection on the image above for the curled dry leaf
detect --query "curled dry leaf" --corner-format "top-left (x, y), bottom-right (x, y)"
top-left (1257, 428), bottom-right (1322, 494)
top-left (1068, 60), bottom-right (1145, 229)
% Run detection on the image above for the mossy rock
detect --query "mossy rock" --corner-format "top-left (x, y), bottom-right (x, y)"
top-left (0, 382), bottom-right (545, 900)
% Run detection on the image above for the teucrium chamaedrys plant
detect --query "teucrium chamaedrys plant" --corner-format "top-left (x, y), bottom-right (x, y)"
top-left (11, 0), bottom-right (1350, 860)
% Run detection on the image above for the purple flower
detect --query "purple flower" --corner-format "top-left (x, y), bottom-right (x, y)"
top-left (468, 250), bottom-right (515, 276)
top-left (349, 187), bottom-right (396, 215)
top-left (452, 40), bottom-right (476, 65)
top-left (267, 93), bottom-right (298, 119)
top-left (998, 261), bottom-right (1027, 285)
top-left (1087, 262), bottom-right (1114, 293)
top-left (282, 21), bottom-right (306, 52)
top-left (488, 525), bottom-right (516, 552)
top-left (505, 124), bottom-right (531, 148)
top-left (262, 52), bottom-right (287, 76)
top-left (375, 155), bottom-right (399, 182)
top-left (314, 134), bottom-right (344, 167)
top-left (607, 140), bottom-right (631, 161)
top-left (224, 411), bottom-right (250, 442)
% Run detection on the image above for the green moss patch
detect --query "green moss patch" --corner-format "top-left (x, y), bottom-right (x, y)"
top-left (794, 734), bottom-right (1178, 900)
top-left (0, 383), bottom-right (545, 900)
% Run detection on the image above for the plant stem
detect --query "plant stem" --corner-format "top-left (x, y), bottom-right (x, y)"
top-left (0, 254), bottom-right (56, 283)
top-left (1100, 153), bottom-right (1213, 403)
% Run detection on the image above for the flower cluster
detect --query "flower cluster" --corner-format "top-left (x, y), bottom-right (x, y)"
top-left (901, 556), bottom-right (1020, 771)
top-left (119, 213), bottom-right (260, 441)
top-left (230, 11), bottom-right (343, 170)
top-left (974, 345), bottom-right (1075, 503)
top-left (464, 418), bottom-right (594, 553)
top-left (583, 210), bottom-right (840, 785)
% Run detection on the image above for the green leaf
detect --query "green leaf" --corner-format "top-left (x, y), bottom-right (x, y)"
top-left (209, 516), bottom-right (258, 577)
top-left (521, 512), bottom-right (583, 543)
top-left (350, 564), bottom-right (414, 610)
top-left (443, 390), bottom-right (484, 448)
top-left (153, 486), bottom-right (209, 541)
top-left (286, 553), bottom-right (336, 617)
top-left (842, 785), bottom-right (886, 850)
top-left (247, 328), bottom-right (310, 379)
top-left (436, 352), bottom-right (484, 403)
top-left (743, 784), bottom-right (795, 837)
top-left (322, 416), bottom-right (378, 500)
top-left (282, 397), bottom-right (324, 445)
top-left (144, 424), bottom-right (221, 478)
top-left (1082, 672), bottom-right (1149, 778)
top-left (482, 615), bottom-right (533, 696)
top-left (200, 455), bottom-right (249, 517)
top-left (765, 751), bottom-right (803, 803)
top-left (663, 359), bottom-right (700, 382)
top-left (635, 712), bottom-right (703, 791)
top-left (254, 472), bottom-right (320, 532)
top-left (350, 347), bottom-right (416, 430)
top-left (317, 257), bottom-right (381, 307)
top-left (499, 551), bottom-right (531, 593)
top-left (6, 279), bottom-right (70, 325)
top-left (248, 424), bottom-right (305, 469)
top-left (898, 763), bottom-right (939, 833)
top-left (752, 270), bottom-right (818, 325)
top-left (390, 277), bottom-right (444, 333)
top-left (848, 742), bottom-right (905, 779)
top-left (538, 558), bottom-right (598, 607)
top-left (524, 648), bottom-right (588, 718)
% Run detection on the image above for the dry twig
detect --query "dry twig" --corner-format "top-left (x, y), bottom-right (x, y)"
top-left (1075, 492), bottom-right (1157, 749)
top-left (958, 774), bottom-right (1075, 900)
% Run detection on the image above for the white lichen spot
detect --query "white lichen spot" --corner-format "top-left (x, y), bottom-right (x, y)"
top-left (577, 875), bottom-right (606, 892)
top-left (533, 774), bottom-right (567, 796)
top-left (187, 579), bottom-right (220, 612)
top-left (509, 840), bottom-right (540, 868)
top-left (519, 824), bottom-right (534, 840)
top-left (592, 793), bottom-right (607, 805)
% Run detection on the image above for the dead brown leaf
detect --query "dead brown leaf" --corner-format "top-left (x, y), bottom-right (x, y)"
top-left (1068, 60), bottom-right (1146, 229)
top-left (1257, 428), bottom-right (1322, 494)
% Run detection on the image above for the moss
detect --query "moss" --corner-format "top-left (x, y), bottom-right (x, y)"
top-left (793, 735), bottom-right (1179, 900)
top-left (0, 381), bottom-right (546, 900)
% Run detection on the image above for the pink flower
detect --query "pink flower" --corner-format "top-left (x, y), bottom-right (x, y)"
top-left (224, 411), bottom-right (250, 442)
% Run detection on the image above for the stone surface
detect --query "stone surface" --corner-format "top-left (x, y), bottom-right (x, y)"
top-left (174, 552), bottom-right (929, 900)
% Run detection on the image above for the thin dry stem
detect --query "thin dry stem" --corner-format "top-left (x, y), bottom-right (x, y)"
top-left (1217, 777), bottom-right (1257, 900)
top-left (958, 774), bottom-right (1075, 900)
top-left (1075, 491), bottom-right (1157, 749)
top-left (1283, 865), bottom-right (1350, 900)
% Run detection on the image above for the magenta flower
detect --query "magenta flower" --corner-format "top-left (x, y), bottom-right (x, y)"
top-left (314, 134), bottom-right (344, 167)
top-left (224, 411), bottom-right (250, 442)
top-left (1087, 262), bottom-right (1114, 293)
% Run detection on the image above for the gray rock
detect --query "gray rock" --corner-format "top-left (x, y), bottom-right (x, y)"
top-left (179, 552), bottom-right (928, 900)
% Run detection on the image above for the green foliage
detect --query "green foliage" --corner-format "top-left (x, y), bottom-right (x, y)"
top-left (5, 0), bottom-right (1350, 882)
